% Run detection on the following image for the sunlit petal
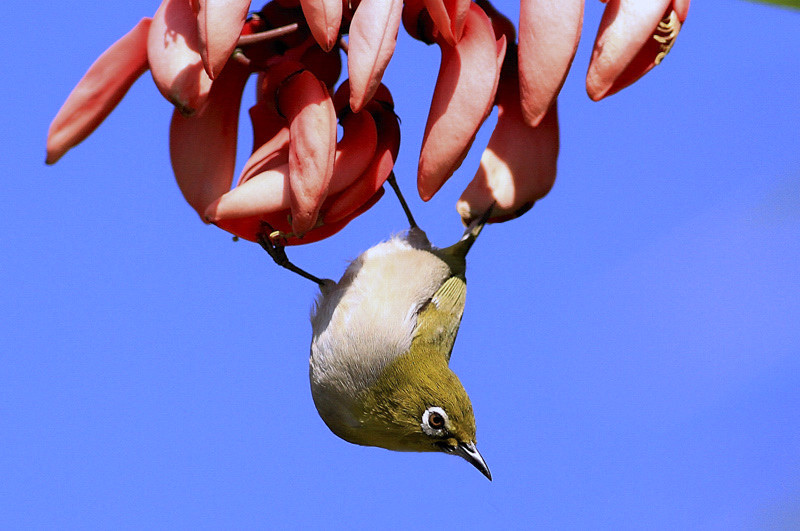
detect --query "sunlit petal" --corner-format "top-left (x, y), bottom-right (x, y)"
top-left (195, 0), bottom-right (250, 79)
top-left (586, 0), bottom-right (676, 101)
top-left (46, 18), bottom-right (151, 164)
top-left (418, 3), bottom-right (505, 201)
top-left (299, 0), bottom-right (342, 52)
top-left (347, 0), bottom-right (402, 112)
top-left (148, 0), bottom-right (214, 115)
top-left (458, 47), bottom-right (559, 224)
top-left (277, 70), bottom-right (337, 236)
top-left (518, 0), bottom-right (582, 127)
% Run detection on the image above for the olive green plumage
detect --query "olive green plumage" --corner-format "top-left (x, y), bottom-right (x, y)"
top-left (309, 214), bottom-right (491, 479)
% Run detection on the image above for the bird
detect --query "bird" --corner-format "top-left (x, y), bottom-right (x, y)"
top-left (258, 176), bottom-right (492, 480)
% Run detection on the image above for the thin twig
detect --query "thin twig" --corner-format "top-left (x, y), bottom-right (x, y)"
top-left (386, 172), bottom-right (418, 229)
top-left (238, 23), bottom-right (301, 46)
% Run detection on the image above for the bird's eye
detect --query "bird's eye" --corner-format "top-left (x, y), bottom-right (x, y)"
top-left (429, 412), bottom-right (445, 429)
top-left (421, 406), bottom-right (449, 436)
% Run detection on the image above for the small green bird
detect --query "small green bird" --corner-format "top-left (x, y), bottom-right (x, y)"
top-left (260, 180), bottom-right (491, 480)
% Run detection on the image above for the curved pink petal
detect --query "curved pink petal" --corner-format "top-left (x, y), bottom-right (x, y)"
top-left (170, 60), bottom-right (250, 218)
top-left (423, 0), bottom-right (470, 45)
top-left (322, 103), bottom-right (399, 224)
top-left (46, 18), bottom-right (151, 164)
top-left (207, 107), bottom-right (377, 224)
top-left (276, 186), bottom-right (386, 245)
top-left (254, 60), bottom-right (305, 106)
top-left (208, 107), bottom-right (376, 223)
top-left (586, 0), bottom-right (675, 101)
top-left (458, 48), bottom-right (559, 224)
top-left (277, 70), bottom-right (337, 236)
top-left (299, 0), bottom-right (342, 52)
top-left (195, 0), bottom-right (250, 79)
top-left (148, 0), bottom-right (214, 115)
top-left (417, 2), bottom-right (505, 201)
top-left (518, 0), bottom-right (583, 127)
top-left (250, 60), bottom-right (305, 149)
top-left (206, 163), bottom-right (291, 221)
top-left (291, 186), bottom-right (384, 245)
top-left (347, 0), bottom-right (402, 112)
top-left (212, 179), bottom-right (384, 245)
top-left (240, 127), bottom-right (291, 184)
top-left (329, 110), bottom-right (379, 193)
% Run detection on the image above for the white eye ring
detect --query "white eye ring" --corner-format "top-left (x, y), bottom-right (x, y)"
top-left (421, 406), bottom-right (449, 436)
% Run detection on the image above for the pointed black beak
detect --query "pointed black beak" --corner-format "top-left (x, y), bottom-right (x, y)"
top-left (453, 442), bottom-right (492, 481)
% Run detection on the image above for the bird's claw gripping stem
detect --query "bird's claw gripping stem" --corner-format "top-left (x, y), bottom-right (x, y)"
top-left (257, 226), bottom-right (327, 287)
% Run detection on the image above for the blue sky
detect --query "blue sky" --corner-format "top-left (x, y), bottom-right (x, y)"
top-left (3, 0), bottom-right (800, 528)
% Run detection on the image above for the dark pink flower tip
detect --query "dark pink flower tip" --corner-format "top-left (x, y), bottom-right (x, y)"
top-left (299, 0), bottom-right (342, 52)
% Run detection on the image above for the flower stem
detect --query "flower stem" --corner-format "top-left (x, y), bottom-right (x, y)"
top-left (238, 23), bottom-right (301, 47)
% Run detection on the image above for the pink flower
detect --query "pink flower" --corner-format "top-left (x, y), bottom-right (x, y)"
top-left (46, 18), bottom-right (151, 164)
top-left (586, 0), bottom-right (690, 101)
top-left (518, 0), bottom-right (690, 124)
top-left (47, 0), bottom-right (690, 245)
top-left (403, 1), bottom-right (506, 201)
top-left (148, 0), bottom-right (214, 116)
top-left (194, 0), bottom-right (252, 80)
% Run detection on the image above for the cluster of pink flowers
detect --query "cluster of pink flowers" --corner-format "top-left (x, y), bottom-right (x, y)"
top-left (47, 0), bottom-right (688, 245)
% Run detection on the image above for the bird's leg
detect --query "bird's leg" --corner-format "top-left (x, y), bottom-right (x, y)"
top-left (257, 226), bottom-right (327, 287)
top-left (386, 172), bottom-right (418, 229)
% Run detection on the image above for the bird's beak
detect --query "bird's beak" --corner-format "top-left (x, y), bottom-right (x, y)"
top-left (454, 442), bottom-right (492, 481)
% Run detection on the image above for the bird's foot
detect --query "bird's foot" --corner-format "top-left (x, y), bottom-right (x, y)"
top-left (257, 224), bottom-right (327, 287)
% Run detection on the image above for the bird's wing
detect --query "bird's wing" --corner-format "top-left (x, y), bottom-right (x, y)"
top-left (411, 275), bottom-right (467, 362)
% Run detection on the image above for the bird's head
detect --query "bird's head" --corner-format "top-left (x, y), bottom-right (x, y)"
top-left (344, 353), bottom-right (491, 480)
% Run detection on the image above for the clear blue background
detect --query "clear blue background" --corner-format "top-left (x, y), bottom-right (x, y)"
top-left (3, 1), bottom-right (799, 527)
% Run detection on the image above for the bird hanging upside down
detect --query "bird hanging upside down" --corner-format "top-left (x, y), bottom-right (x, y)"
top-left (259, 175), bottom-right (492, 480)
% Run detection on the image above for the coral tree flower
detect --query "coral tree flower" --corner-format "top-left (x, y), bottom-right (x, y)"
top-left (518, 0), bottom-right (690, 125)
top-left (46, 18), bottom-right (151, 164)
top-left (457, 5), bottom-right (558, 225)
top-left (47, 0), bottom-right (690, 248)
top-left (586, 0), bottom-right (690, 101)
top-left (404, 1), bottom-right (506, 202)
top-left (194, 0), bottom-right (252, 80)
top-left (148, 0), bottom-right (215, 116)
